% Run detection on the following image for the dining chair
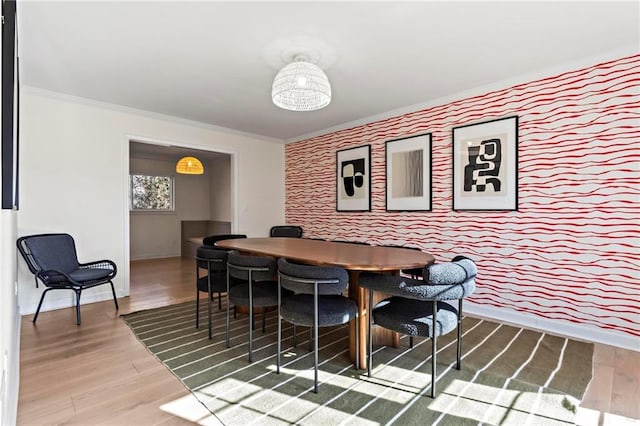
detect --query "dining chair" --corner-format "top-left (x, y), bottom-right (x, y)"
top-left (270, 225), bottom-right (303, 238)
top-left (226, 251), bottom-right (280, 362)
top-left (358, 255), bottom-right (477, 398)
top-left (195, 246), bottom-right (228, 339)
top-left (276, 258), bottom-right (359, 393)
top-left (16, 233), bottom-right (118, 325)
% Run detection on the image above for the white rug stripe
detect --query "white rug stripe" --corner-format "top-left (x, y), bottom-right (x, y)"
top-left (478, 331), bottom-right (547, 424)
top-left (222, 344), bottom-right (359, 424)
top-left (523, 337), bottom-right (570, 426)
top-left (343, 320), bottom-right (490, 424)
top-left (427, 325), bottom-right (523, 426)
top-left (254, 345), bottom-right (389, 426)
top-left (166, 322), bottom-right (296, 368)
top-left (193, 334), bottom-right (350, 403)
top-left (188, 327), bottom-right (348, 385)
top-left (170, 320), bottom-right (302, 373)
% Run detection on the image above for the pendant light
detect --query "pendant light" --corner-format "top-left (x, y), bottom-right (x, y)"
top-left (272, 55), bottom-right (331, 111)
top-left (176, 156), bottom-right (204, 175)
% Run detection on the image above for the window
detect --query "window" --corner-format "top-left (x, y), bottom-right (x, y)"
top-left (129, 174), bottom-right (174, 211)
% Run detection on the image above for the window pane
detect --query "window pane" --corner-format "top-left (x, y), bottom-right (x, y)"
top-left (130, 175), bottom-right (173, 210)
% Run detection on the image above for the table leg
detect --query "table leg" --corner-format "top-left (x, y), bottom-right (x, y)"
top-left (348, 271), bottom-right (400, 369)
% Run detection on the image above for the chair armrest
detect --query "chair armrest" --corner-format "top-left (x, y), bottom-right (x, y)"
top-left (35, 269), bottom-right (75, 287)
top-left (79, 259), bottom-right (117, 276)
top-left (359, 272), bottom-right (475, 301)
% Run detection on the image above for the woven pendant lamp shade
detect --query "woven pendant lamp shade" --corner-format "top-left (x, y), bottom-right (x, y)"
top-left (176, 156), bottom-right (204, 175)
top-left (272, 57), bottom-right (331, 111)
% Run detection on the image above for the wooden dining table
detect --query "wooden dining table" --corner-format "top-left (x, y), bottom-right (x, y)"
top-left (215, 237), bottom-right (435, 368)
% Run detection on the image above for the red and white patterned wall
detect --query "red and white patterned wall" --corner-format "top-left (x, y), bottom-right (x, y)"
top-left (285, 55), bottom-right (640, 343)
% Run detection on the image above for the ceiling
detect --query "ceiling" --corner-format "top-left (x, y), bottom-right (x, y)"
top-left (18, 1), bottom-right (639, 143)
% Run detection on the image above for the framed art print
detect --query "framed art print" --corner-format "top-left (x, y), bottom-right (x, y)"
top-left (385, 133), bottom-right (431, 211)
top-left (452, 116), bottom-right (518, 211)
top-left (336, 145), bottom-right (371, 211)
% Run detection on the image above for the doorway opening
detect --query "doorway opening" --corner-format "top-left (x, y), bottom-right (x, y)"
top-left (125, 137), bottom-right (236, 308)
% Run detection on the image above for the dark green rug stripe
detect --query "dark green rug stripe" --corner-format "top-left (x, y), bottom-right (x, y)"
top-left (122, 301), bottom-right (594, 425)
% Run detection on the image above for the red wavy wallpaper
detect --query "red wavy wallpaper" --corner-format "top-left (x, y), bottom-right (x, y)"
top-left (285, 55), bottom-right (640, 340)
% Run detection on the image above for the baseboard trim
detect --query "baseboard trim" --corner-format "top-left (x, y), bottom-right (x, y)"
top-left (19, 287), bottom-right (119, 316)
top-left (465, 302), bottom-right (640, 352)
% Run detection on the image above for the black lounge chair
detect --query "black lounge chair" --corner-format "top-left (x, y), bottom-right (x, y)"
top-left (16, 233), bottom-right (119, 325)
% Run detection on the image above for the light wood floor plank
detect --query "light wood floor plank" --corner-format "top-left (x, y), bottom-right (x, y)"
top-left (17, 256), bottom-right (639, 424)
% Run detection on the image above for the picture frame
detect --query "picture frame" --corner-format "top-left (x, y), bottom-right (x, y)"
top-left (336, 145), bottom-right (371, 212)
top-left (385, 133), bottom-right (432, 211)
top-left (452, 116), bottom-right (518, 211)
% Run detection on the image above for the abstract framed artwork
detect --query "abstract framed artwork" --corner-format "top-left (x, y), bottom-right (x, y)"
top-left (336, 145), bottom-right (371, 212)
top-left (385, 133), bottom-right (432, 211)
top-left (452, 116), bottom-right (518, 211)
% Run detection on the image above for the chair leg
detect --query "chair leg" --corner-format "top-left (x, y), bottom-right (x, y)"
top-left (354, 312), bottom-right (359, 371)
top-left (32, 288), bottom-right (53, 323)
top-left (431, 299), bottom-right (437, 398)
top-left (75, 289), bottom-right (82, 325)
top-left (207, 276), bottom-right (213, 340)
top-left (109, 281), bottom-right (119, 310)
top-left (226, 272), bottom-right (231, 348)
top-left (313, 288), bottom-right (319, 393)
top-left (262, 309), bottom-right (266, 333)
top-left (368, 289), bottom-right (373, 377)
top-left (195, 290), bottom-right (200, 329)
top-left (409, 336), bottom-right (414, 348)
top-left (277, 278), bottom-right (282, 374)
top-left (248, 273), bottom-right (254, 363)
top-left (293, 324), bottom-right (297, 348)
top-left (457, 299), bottom-right (463, 370)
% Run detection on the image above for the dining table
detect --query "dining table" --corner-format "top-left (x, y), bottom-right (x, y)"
top-left (215, 237), bottom-right (435, 368)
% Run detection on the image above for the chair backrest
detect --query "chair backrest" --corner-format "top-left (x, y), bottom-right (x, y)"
top-left (17, 233), bottom-right (80, 274)
top-left (277, 258), bottom-right (349, 295)
top-left (203, 233), bottom-right (247, 247)
top-left (227, 251), bottom-right (277, 281)
top-left (359, 256), bottom-right (476, 302)
top-left (420, 256), bottom-right (477, 300)
top-left (196, 246), bottom-right (228, 272)
top-left (270, 225), bottom-right (303, 238)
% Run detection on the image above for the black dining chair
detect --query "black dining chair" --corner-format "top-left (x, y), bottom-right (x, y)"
top-left (359, 255), bottom-right (477, 398)
top-left (270, 225), bottom-right (303, 238)
top-left (195, 245), bottom-right (228, 339)
top-left (16, 233), bottom-right (119, 325)
top-left (226, 251), bottom-right (281, 362)
top-left (276, 258), bottom-right (359, 393)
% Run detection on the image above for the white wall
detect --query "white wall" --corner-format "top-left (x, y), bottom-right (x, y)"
top-left (17, 90), bottom-right (285, 315)
top-left (209, 156), bottom-right (231, 221)
top-left (0, 211), bottom-right (19, 426)
top-left (129, 156), bottom-right (212, 259)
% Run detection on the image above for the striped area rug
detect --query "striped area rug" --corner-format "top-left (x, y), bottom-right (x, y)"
top-left (122, 300), bottom-right (594, 425)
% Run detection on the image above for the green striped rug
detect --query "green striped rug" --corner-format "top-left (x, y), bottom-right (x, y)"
top-left (122, 300), bottom-right (593, 425)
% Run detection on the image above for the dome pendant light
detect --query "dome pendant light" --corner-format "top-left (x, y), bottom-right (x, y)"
top-left (272, 55), bottom-right (331, 111)
top-left (176, 156), bottom-right (204, 175)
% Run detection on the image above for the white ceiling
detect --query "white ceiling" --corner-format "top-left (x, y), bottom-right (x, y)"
top-left (18, 1), bottom-right (639, 143)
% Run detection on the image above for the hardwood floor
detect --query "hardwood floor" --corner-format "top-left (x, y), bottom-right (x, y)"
top-left (17, 257), bottom-right (639, 425)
